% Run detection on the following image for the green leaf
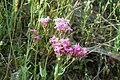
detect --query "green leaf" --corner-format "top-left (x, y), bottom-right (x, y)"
top-left (58, 67), bottom-right (65, 76)
top-left (54, 64), bottom-right (59, 77)
top-left (54, 63), bottom-right (66, 76)
top-left (40, 65), bottom-right (43, 77)
top-left (39, 64), bottom-right (47, 78)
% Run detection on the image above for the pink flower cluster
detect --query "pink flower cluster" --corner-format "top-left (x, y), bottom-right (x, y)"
top-left (30, 29), bottom-right (37, 34)
top-left (38, 16), bottom-right (51, 30)
top-left (50, 36), bottom-right (73, 55)
top-left (73, 44), bottom-right (88, 58)
top-left (38, 17), bottom-right (72, 33)
top-left (30, 29), bottom-right (40, 42)
top-left (49, 36), bottom-right (88, 58)
top-left (54, 18), bottom-right (72, 32)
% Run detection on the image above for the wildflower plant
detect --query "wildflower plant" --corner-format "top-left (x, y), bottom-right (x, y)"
top-left (1, 0), bottom-right (120, 80)
top-left (37, 17), bottom-right (89, 80)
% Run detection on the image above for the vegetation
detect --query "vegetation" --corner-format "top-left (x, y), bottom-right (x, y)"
top-left (0, 0), bottom-right (120, 80)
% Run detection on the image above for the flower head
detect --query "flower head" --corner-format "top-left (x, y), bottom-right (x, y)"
top-left (38, 16), bottom-right (51, 29)
top-left (53, 43), bottom-right (63, 54)
top-left (34, 36), bottom-right (40, 40)
top-left (73, 43), bottom-right (81, 55)
top-left (54, 18), bottom-right (72, 32)
top-left (30, 29), bottom-right (40, 43)
top-left (30, 29), bottom-right (37, 33)
top-left (64, 47), bottom-right (73, 55)
top-left (49, 36), bottom-right (73, 55)
top-left (80, 48), bottom-right (88, 56)
top-left (59, 38), bottom-right (70, 48)
top-left (49, 36), bottom-right (59, 44)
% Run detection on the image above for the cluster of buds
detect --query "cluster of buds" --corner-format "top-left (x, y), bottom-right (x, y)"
top-left (49, 36), bottom-right (88, 59)
top-left (30, 29), bottom-right (40, 43)
top-left (38, 16), bottom-right (51, 31)
top-left (54, 18), bottom-right (72, 32)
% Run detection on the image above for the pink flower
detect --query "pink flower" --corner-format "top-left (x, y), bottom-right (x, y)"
top-left (54, 18), bottom-right (69, 25)
top-left (66, 26), bottom-right (72, 32)
top-left (34, 36), bottom-right (40, 40)
top-left (59, 38), bottom-right (70, 47)
top-left (73, 44), bottom-right (81, 55)
top-left (64, 47), bottom-right (73, 55)
top-left (49, 36), bottom-right (59, 44)
top-left (80, 48), bottom-right (88, 56)
top-left (53, 43), bottom-right (63, 54)
top-left (54, 18), bottom-right (72, 32)
top-left (50, 36), bottom-right (73, 55)
top-left (38, 16), bottom-right (51, 29)
top-left (30, 29), bottom-right (37, 33)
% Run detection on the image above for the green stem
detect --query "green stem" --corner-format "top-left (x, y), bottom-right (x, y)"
top-left (34, 45), bottom-right (38, 80)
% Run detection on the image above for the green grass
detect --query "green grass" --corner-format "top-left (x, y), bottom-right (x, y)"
top-left (0, 0), bottom-right (120, 80)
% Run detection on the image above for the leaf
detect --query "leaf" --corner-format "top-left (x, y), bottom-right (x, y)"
top-left (54, 63), bottom-right (66, 76)
top-left (40, 65), bottom-right (43, 77)
top-left (54, 64), bottom-right (59, 77)
top-left (39, 64), bottom-right (47, 78)
top-left (58, 67), bottom-right (66, 76)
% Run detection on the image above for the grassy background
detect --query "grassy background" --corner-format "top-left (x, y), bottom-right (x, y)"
top-left (0, 0), bottom-right (120, 80)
